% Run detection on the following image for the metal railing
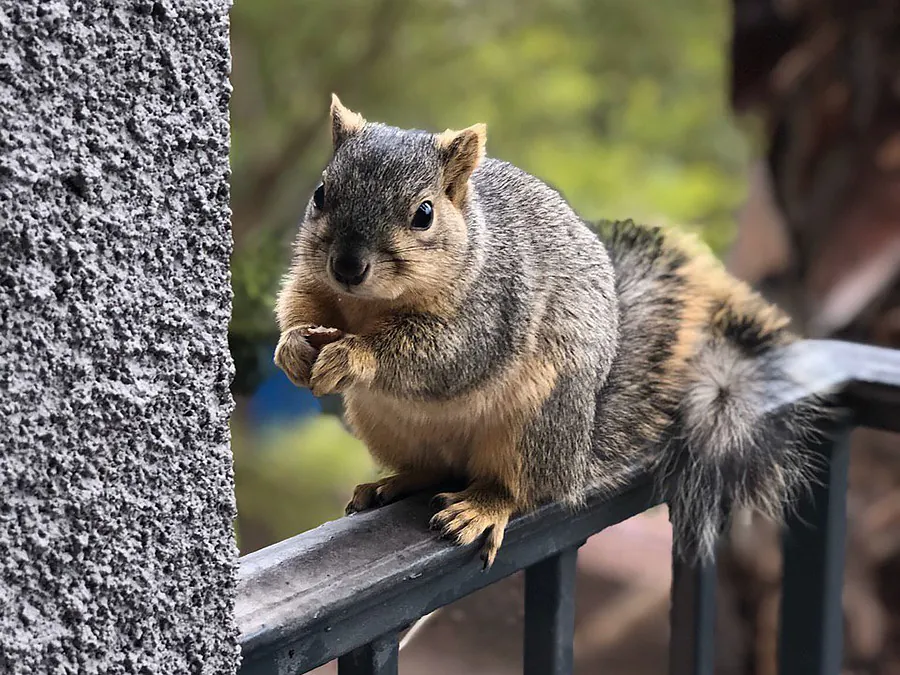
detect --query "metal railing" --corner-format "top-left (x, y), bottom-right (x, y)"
top-left (235, 339), bottom-right (900, 675)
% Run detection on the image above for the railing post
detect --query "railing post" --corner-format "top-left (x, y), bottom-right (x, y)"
top-left (669, 556), bottom-right (717, 675)
top-left (778, 425), bottom-right (852, 675)
top-left (338, 635), bottom-right (399, 675)
top-left (524, 546), bottom-right (580, 675)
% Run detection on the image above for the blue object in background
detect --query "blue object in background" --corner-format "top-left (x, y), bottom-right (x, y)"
top-left (246, 343), bottom-right (321, 427)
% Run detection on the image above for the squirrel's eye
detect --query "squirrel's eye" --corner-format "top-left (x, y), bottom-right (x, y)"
top-left (313, 183), bottom-right (325, 210)
top-left (411, 200), bottom-right (434, 230)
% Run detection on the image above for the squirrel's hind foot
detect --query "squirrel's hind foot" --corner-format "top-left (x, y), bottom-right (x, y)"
top-left (429, 486), bottom-right (514, 570)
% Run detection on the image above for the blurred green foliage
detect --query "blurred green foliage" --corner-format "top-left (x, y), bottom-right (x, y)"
top-left (233, 414), bottom-right (376, 553)
top-left (229, 0), bottom-right (752, 551)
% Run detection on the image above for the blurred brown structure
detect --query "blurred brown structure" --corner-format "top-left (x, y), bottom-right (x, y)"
top-left (721, 0), bottom-right (900, 673)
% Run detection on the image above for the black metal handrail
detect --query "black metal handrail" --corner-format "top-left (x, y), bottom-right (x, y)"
top-left (235, 339), bottom-right (900, 675)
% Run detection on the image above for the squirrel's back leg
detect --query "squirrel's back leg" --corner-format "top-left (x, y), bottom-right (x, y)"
top-left (429, 237), bottom-right (616, 566)
top-left (431, 358), bottom-right (598, 567)
top-left (517, 369), bottom-right (597, 507)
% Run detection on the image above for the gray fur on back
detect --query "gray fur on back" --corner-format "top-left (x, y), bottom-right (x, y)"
top-left (466, 159), bottom-right (620, 504)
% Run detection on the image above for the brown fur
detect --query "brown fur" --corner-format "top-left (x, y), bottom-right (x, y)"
top-left (343, 352), bottom-right (558, 502)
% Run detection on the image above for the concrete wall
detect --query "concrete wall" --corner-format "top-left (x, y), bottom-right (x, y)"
top-left (0, 2), bottom-right (237, 672)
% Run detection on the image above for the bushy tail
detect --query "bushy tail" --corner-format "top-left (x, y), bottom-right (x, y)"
top-left (661, 310), bottom-right (828, 562)
top-left (593, 218), bottom-right (832, 561)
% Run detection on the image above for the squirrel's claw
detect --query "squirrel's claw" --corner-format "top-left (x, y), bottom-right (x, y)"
top-left (429, 488), bottom-right (513, 570)
top-left (481, 526), bottom-right (506, 570)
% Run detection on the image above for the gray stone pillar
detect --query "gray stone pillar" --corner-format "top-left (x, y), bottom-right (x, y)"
top-left (0, 2), bottom-right (237, 673)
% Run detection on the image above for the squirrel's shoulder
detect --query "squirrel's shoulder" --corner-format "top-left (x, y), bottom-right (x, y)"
top-left (472, 157), bottom-right (563, 198)
top-left (468, 157), bottom-right (585, 235)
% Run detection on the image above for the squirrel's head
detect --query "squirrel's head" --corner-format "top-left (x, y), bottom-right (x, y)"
top-left (293, 94), bottom-right (487, 302)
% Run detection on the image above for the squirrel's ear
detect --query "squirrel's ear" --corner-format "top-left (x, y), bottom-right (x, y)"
top-left (330, 93), bottom-right (366, 150)
top-left (436, 123), bottom-right (487, 203)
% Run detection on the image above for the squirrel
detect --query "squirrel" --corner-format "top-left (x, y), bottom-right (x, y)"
top-left (274, 94), bottom-right (823, 568)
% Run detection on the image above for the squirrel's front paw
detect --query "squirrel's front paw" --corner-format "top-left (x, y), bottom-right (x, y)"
top-left (309, 337), bottom-right (375, 397)
top-left (345, 470), bottom-right (441, 515)
top-left (273, 328), bottom-right (318, 388)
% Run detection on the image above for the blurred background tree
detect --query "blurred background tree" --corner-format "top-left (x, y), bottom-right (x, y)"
top-left (229, 0), bottom-right (752, 555)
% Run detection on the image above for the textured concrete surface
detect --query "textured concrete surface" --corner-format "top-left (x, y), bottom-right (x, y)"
top-left (0, 2), bottom-right (237, 673)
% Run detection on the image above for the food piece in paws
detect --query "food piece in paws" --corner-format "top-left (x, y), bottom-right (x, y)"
top-left (297, 325), bottom-right (345, 350)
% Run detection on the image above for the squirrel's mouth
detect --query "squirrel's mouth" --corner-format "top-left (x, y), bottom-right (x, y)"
top-left (325, 275), bottom-right (370, 298)
top-left (324, 268), bottom-right (408, 303)
top-left (324, 267), bottom-right (384, 300)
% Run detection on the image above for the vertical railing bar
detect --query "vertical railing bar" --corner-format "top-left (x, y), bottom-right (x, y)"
top-left (668, 555), bottom-right (717, 675)
top-left (337, 634), bottom-right (399, 675)
top-left (778, 424), bottom-right (852, 675)
top-left (523, 546), bottom-right (580, 675)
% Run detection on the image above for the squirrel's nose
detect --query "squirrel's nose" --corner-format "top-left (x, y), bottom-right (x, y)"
top-left (330, 253), bottom-right (371, 287)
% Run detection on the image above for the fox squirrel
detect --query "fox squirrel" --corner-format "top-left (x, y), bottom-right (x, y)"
top-left (274, 94), bottom-right (822, 567)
